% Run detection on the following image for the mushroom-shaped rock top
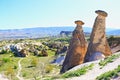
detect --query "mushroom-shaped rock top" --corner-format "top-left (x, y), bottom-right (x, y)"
top-left (95, 10), bottom-right (108, 17)
top-left (75, 20), bottom-right (84, 25)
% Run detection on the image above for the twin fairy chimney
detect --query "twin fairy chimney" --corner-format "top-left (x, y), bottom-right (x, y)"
top-left (60, 20), bottom-right (87, 73)
top-left (61, 10), bottom-right (112, 73)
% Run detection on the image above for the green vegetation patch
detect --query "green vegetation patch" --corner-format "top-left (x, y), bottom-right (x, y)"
top-left (20, 56), bottom-right (60, 79)
top-left (99, 54), bottom-right (120, 68)
top-left (47, 50), bottom-right (56, 56)
top-left (62, 63), bottom-right (94, 78)
top-left (96, 65), bottom-right (120, 80)
top-left (55, 37), bottom-right (70, 43)
top-left (2, 57), bottom-right (11, 63)
top-left (0, 54), bottom-right (20, 80)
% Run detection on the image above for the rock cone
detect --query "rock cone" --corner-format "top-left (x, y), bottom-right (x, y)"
top-left (84, 10), bottom-right (112, 62)
top-left (60, 20), bottom-right (87, 73)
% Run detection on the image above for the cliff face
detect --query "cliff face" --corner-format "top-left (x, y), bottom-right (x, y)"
top-left (60, 20), bottom-right (87, 73)
top-left (84, 10), bottom-right (112, 62)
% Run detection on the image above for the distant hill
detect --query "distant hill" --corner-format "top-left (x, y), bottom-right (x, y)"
top-left (107, 29), bottom-right (120, 36)
top-left (0, 26), bottom-right (119, 40)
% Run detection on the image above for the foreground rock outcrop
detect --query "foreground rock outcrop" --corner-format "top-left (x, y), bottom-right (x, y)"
top-left (84, 10), bottom-right (112, 62)
top-left (60, 20), bottom-right (87, 73)
top-left (0, 42), bottom-right (44, 57)
top-left (10, 43), bottom-right (28, 57)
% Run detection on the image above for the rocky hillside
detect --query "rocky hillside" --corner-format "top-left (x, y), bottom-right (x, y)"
top-left (60, 52), bottom-right (120, 80)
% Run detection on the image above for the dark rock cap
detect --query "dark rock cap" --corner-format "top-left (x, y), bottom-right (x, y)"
top-left (95, 10), bottom-right (108, 17)
top-left (75, 20), bottom-right (84, 25)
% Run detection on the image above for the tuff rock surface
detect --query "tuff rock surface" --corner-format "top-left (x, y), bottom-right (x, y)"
top-left (84, 10), bottom-right (112, 62)
top-left (60, 20), bottom-right (87, 73)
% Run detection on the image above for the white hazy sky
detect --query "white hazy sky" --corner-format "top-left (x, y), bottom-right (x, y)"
top-left (0, 0), bottom-right (120, 29)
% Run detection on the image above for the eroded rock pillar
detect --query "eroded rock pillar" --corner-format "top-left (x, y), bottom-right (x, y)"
top-left (84, 10), bottom-right (112, 62)
top-left (60, 20), bottom-right (87, 73)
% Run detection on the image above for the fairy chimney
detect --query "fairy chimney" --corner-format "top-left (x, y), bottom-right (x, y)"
top-left (60, 20), bottom-right (87, 73)
top-left (84, 10), bottom-right (112, 62)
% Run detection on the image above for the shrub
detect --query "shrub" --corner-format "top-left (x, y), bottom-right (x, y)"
top-left (2, 58), bottom-right (10, 63)
top-left (22, 72), bottom-right (27, 77)
top-left (31, 58), bottom-right (38, 67)
top-left (13, 65), bottom-right (17, 69)
top-left (45, 64), bottom-right (54, 73)
top-left (5, 66), bottom-right (15, 79)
